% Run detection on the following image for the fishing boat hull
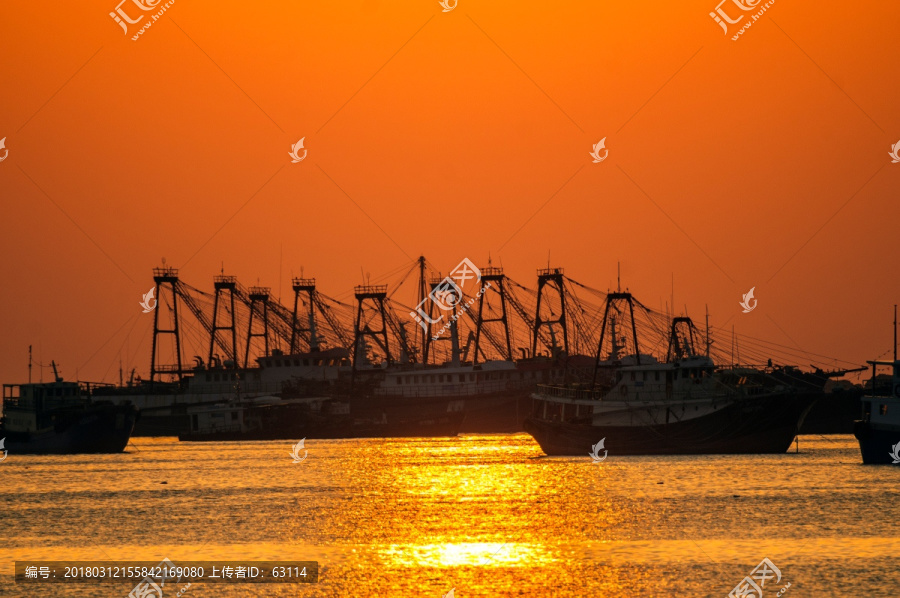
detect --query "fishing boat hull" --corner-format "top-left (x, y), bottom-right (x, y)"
top-left (178, 412), bottom-right (465, 441)
top-left (852, 420), bottom-right (900, 465)
top-left (460, 392), bottom-right (531, 433)
top-left (333, 393), bottom-right (466, 439)
top-left (178, 394), bottom-right (466, 441)
top-left (524, 392), bottom-right (817, 456)
top-left (1, 404), bottom-right (138, 455)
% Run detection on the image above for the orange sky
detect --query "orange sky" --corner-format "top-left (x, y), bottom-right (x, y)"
top-left (1, 0), bottom-right (898, 385)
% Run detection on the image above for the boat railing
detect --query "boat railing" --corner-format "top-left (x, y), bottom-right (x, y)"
top-left (535, 385), bottom-right (603, 401)
top-left (372, 379), bottom-right (535, 397)
top-left (535, 382), bottom-right (763, 403)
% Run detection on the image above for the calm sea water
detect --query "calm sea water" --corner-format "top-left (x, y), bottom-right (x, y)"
top-left (1, 434), bottom-right (898, 597)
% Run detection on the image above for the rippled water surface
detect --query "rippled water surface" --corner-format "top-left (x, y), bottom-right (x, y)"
top-left (2, 434), bottom-right (899, 597)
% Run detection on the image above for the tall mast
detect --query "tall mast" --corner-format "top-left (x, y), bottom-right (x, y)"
top-left (417, 256), bottom-right (427, 364)
top-left (731, 325), bottom-right (735, 367)
top-left (705, 304), bottom-right (710, 357)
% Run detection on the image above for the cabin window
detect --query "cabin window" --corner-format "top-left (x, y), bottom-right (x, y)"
top-left (231, 412), bottom-right (238, 421)
top-left (214, 374), bottom-right (220, 382)
top-left (881, 404), bottom-right (888, 416)
top-left (630, 372), bottom-right (636, 381)
top-left (470, 374), bottom-right (475, 381)
top-left (654, 371), bottom-right (660, 381)
top-left (414, 376), bottom-right (419, 383)
top-left (293, 359), bottom-right (299, 366)
top-left (397, 377), bottom-right (403, 384)
top-left (206, 374), bottom-right (211, 381)
top-left (303, 359), bottom-right (310, 366)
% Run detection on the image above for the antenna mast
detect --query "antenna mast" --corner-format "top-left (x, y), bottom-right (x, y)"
top-left (705, 305), bottom-right (710, 357)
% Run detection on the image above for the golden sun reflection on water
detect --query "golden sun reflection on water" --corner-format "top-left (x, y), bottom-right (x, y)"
top-left (379, 542), bottom-right (554, 568)
top-left (3, 435), bottom-right (900, 596)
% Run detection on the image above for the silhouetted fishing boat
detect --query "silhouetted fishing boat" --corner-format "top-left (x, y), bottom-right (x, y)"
top-left (853, 360), bottom-right (900, 465)
top-left (1, 363), bottom-right (137, 455)
top-left (524, 294), bottom-right (818, 456)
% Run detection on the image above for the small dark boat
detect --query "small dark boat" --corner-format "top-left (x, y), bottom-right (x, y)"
top-left (1, 363), bottom-right (138, 455)
top-left (853, 360), bottom-right (900, 465)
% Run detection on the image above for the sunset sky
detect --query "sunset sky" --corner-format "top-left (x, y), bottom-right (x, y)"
top-left (1, 0), bottom-right (898, 385)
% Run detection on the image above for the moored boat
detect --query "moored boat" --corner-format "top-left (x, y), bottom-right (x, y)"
top-left (525, 357), bottom-right (816, 456)
top-left (852, 360), bottom-right (900, 465)
top-left (1, 363), bottom-right (138, 455)
top-left (523, 293), bottom-right (818, 456)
